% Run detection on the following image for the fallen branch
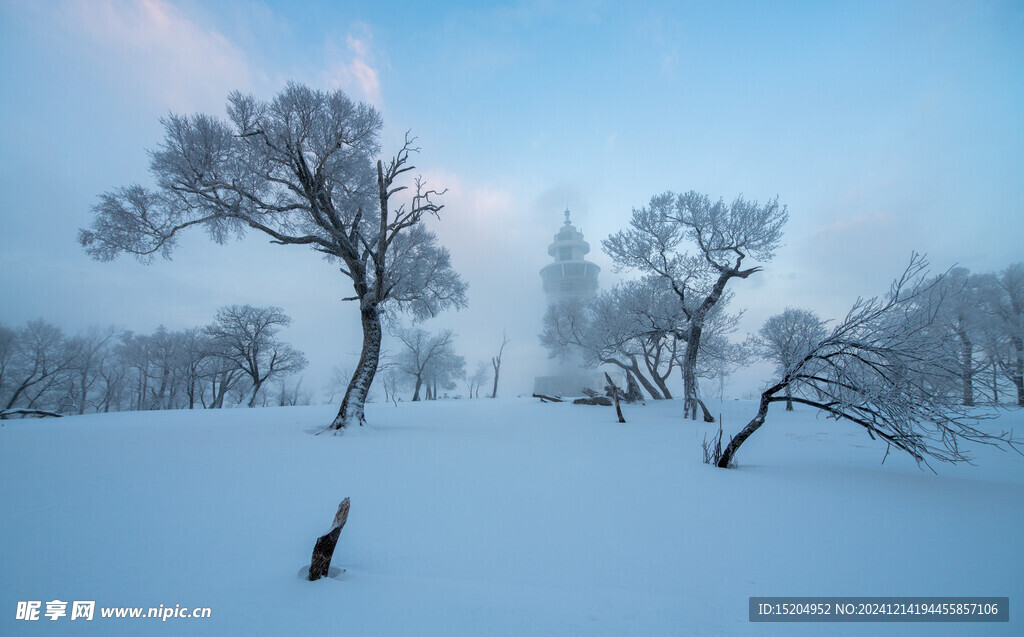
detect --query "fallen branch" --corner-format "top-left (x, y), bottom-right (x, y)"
top-left (0, 408), bottom-right (64, 420)
top-left (532, 393), bottom-right (563, 403)
top-left (573, 396), bottom-right (612, 406)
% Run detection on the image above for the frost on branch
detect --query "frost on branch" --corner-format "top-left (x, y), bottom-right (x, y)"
top-left (718, 254), bottom-right (1022, 470)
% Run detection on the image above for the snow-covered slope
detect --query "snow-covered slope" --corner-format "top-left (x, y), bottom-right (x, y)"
top-left (2, 399), bottom-right (1021, 635)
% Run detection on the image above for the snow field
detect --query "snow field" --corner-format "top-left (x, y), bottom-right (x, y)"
top-left (2, 398), bottom-right (1022, 635)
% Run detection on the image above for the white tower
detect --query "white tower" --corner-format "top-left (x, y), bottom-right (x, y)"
top-left (534, 209), bottom-right (605, 397)
top-left (539, 209), bottom-right (601, 303)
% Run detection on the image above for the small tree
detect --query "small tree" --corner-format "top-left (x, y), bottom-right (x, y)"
top-left (424, 348), bottom-right (465, 400)
top-left (490, 330), bottom-right (509, 398)
top-left (79, 83), bottom-right (467, 430)
top-left (990, 263), bottom-right (1024, 406)
top-left (717, 255), bottom-right (1020, 470)
top-left (752, 308), bottom-right (829, 411)
top-left (2, 320), bottom-right (74, 412)
top-left (206, 305), bottom-right (308, 408)
top-left (467, 361), bottom-right (490, 399)
top-left (66, 326), bottom-right (121, 415)
top-left (392, 327), bottom-right (457, 401)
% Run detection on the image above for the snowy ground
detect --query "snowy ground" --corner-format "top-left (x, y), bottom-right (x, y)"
top-left (2, 398), bottom-right (1022, 635)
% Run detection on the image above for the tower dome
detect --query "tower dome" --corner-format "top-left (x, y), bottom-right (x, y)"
top-left (539, 209), bottom-right (600, 304)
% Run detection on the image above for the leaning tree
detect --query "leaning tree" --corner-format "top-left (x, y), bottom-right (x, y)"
top-left (80, 83), bottom-right (467, 430)
top-left (604, 191), bottom-right (787, 421)
top-left (716, 255), bottom-right (1020, 470)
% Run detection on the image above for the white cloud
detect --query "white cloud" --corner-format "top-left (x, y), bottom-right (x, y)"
top-left (54, 0), bottom-right (255, 112)
top-left (324, 28), bottom-right (382, 105)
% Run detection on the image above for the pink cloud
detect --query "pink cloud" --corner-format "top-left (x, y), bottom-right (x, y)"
top-left (55, 0), bottom-right (254, 111)
top-left (325, 30), bottom-right (381, 105)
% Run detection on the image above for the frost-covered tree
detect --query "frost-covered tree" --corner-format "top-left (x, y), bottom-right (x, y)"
top-left (2, 320), bottom-right (74, 411)
top-left (0, 324), bottom-right (18, 407)
top-left (392, 327), bottom-right (457, 401)
top-left (424, 347), bottom-right (465, 400)
top-left (79, 84), bottom-right (467, 430)
top-left (467, 361), bottom-right (490, 399)
top-left (752, 308), bottom-right (829, 411)
top-left (717, 255), bottom-right (1020, 469)
top-left (989, 263), bottom-right (1024, 406)
top-left (206, 305), bottom-right (308, 408)
top-left (928, 268), bottom-right (992, 406)
top-left (604, 191), bottom-right (786, 421)
top-left (66, 326), bottom-right (122, 415)
top-left (175, 326), bottom-right (216, 409)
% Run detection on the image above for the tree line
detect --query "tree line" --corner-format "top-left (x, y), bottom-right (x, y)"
top-left (0, 304), bottom-right (307, 417)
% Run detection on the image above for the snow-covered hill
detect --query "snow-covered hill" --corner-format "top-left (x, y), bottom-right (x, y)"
top-left (2, 399), bottom-right (1021, 635)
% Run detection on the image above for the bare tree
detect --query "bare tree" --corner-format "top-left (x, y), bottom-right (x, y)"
top-left (392, 327), bottom-right (457, 401)
top-left (467, 361), bottom-right (490, 399)
top-left (929, 268), bottom-right (991, 406)
top-left (206, 305), bottom-right (308, 408)
top-left (322, 365), bottom-right (352, 404)
top-left (752, 308), bottom-right (829, 411)
top-left (65, 326), bottom-right (122, 415)
top-left (2, 320), bottom-right (74, 411)
top-left (79, 84), bottom-right (467, 430)
top-left (604, 191), bottom-right (787, 421)
top-left (990, 263), bottom-right (1024, 406)
top-left (277, 376), bottom-right (312, 406)
top-left (717, 255), bottom-right (1020, 470)
top-left (0, 324), bottom-right (18, 407)
top-left (490, 330), bottom-right (509, 398)
top-left (175, 326), bottom-right (215, 409)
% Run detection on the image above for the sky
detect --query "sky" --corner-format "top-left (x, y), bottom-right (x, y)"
top-left (1, 0), bottom-right (1022, 401)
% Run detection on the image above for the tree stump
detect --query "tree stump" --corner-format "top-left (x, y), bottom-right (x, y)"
top-left (308, 498), bottom-right (350, 581)
top-left (605, 372), bottom-right (626, 423)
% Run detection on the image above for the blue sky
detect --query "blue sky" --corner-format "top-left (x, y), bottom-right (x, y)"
top-left (1, 0), bottom-right (1022, 399)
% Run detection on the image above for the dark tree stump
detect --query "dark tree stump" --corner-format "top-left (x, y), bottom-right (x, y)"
top-left (308, 498), bottom-right (350, 581)
top-left (604, 372), bottom-right (626, 423)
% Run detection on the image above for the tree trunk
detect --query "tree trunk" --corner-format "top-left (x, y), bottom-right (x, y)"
top-left (308, 498), bottom-right (351, 581)
top-left (246, 379), bottom-right (264, 408)
top-left (77, 369), bottom-right (88, 415)
top-left (412, 376), bottom-right (422, 402)
top-left (958, 328), bottom-right (974, 406)
top-left (627, 359), bottom-right (663, 400)
top-left (652, 372), bottom-right (672, 400)
top-left (697, 397), bottom-right (715, 423)
top-left (490, 359), bottom-right (500, 398)
top-left (717, 393), bottom-right (771, 468)
top-left (682, 329), bottom-right (700, 420)
top-left (991, 360), bottom-right (998, 404)
top-left (681, 264), bottom-right (745, 420)
top-left (1012, 337), bottom-right (1024, 408)
top-left (332, 304), bottom-right (382, 430)
top-left (785, 385), bottom-right (793, 411)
